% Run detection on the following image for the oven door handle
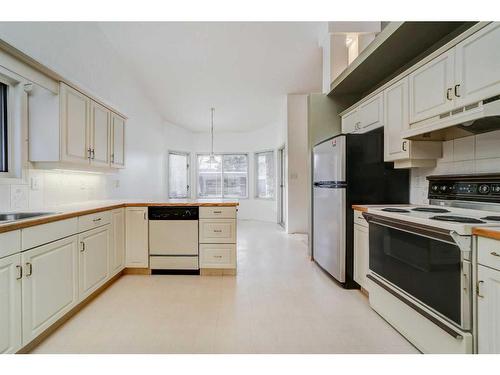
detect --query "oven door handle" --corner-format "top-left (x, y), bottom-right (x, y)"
top-left (362, 212), bottom-right (457, 245)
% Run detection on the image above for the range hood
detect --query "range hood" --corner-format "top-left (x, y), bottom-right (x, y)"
top-left (403, 95), bottom-right (500, 141)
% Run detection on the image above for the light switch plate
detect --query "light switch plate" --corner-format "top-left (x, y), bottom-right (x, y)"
top-left (30, 176), bottom-right (41, 190)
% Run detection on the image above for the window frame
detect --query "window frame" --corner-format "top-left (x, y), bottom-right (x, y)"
top-left (195, 152), bottom-right (249, 199)
top-left (167, 150), bottom-right (191, 199)
top-left (254, 149), bottom-right (276, 200)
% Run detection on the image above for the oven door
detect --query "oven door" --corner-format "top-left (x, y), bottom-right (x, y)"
top-left (363, 213), bottom-right (472, 330)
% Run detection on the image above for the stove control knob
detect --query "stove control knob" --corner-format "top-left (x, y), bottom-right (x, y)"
top-left (431, 185), bottom-right (439, 192)
top-left (479, 184), bottom-right (490, 194)
top-left (495, 186), bottom-right (500, 193)
top-left (440, 185), bottom-right (447, 192)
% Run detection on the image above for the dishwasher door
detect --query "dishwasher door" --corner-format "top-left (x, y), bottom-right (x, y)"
top-left (149, 220), bottom-right (199, 256)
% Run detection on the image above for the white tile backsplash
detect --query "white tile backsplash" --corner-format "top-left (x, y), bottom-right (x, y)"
top-left (0, 168), bottom-right (114, 211)
top-left (410, 131), bottom-right (500, 205)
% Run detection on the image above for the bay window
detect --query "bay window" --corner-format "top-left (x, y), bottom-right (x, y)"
top-left (255, 150), bottom-right (275, 199)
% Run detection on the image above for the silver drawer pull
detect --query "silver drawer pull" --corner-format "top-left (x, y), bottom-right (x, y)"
top-left (26, 263), bottom-right (32, 277)
top-left (93, 217), bottom-right (102, 223)
top-left (213, 210), bottom-right (222, 214)
top-left (213, 229), bottom-right (222, 233)
top-left (213, 255), bottom-right (223, 258)
top-left (16, 265), bottom-right (22, 280)
top-left (491, 251), bottom-right (500, 257)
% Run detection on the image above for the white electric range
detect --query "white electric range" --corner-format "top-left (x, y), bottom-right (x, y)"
top-left (363, 174), bottom-right (500, 354)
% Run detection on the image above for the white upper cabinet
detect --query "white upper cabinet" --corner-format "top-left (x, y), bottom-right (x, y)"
top-left (454, 22), bottom-right (500, 107)
top-left (90, 101), bottom-right (111, 167)
top-left (60, 83), bottom-right (91, 164)
top-left (357, 93), bottom-right (384, 132)
top-left (111, 113), bottom-right (126, 168)
top-left (409, 49), bottom-right (455, 123)
top-left (0, 253), bottom-right (22, 354)
top-left (341, 108), bottom-right (358, 134)
top-left (384, 78), bottom-right (410, 161)
top-left (30, 82), bottom-right (125, 170)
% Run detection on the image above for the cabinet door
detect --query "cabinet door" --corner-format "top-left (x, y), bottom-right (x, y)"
top-left (353, 224), bottom-right (369, 290)
top-left (79, 226), bottom-right (110, 300)
top-left (0, 253), bottom-right (22, 354)
top-left (384, 78), bottom-right (410, 161)
top-left (60, 83), bottom-right (90, 164)
top-left (341, 109), bottom-right (358, 134)
top-left (21, 236), bottom-right (78, 345)
top-left (111, 113), bottom-right (126, 168)
top-left (357, 93), bottom-right (383, 132)
top-left (90, 101), bottom-right (111, 167)
top-left (409, 49), bottom-right (455, 123)
top-left (125, 208), bottom-right (148, 268)
top-left (455, 23), bottom-right (500, 107)
top-left (477, 264), bottom-right (500, 354)
top-left (110, 208), bottom-right (125, 276)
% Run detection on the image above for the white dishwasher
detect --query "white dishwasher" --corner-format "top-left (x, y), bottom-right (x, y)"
top-left (148, 206), bottom-right (199, 273)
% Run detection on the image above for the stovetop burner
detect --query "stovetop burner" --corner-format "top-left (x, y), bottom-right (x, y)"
top-left (381, 208), bottom-right (410, 213)
top-left (481, 216), bottom-right (500, 221)
top-left (430, 215), bottom-right (485, 224)
top-left (412, 207), bottom-right (450, 213)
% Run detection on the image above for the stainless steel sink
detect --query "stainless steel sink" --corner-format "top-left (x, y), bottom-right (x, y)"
top-left (0, 212), bottom-right (57, 222)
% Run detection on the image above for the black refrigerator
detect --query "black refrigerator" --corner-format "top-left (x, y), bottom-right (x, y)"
top-left (312, 127), bottom-right (409, 289)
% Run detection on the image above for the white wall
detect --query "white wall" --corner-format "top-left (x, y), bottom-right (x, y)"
top-left (0, 22), bottom-right (167, 208)
top-left (286, 94), bottom-right (309, 234)
top-left (410, 130), bottom-right (500, 204)
top-left (164, 121), bottom-right (285, 222)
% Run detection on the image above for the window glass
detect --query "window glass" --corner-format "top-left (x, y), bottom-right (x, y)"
top-left (256, 151), bottom-right (275, 199)
top-left (197, 154), bottom-right (248, 198)
top-left (168, 152), bottom-right (189, 198)
top-left (0, 82), bottom-right (8, 173)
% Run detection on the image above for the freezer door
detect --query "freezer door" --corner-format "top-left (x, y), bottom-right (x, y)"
top-left (313, 186), bottom-right (346, 282)
top-left (313, 136), bottom-right (346, 183)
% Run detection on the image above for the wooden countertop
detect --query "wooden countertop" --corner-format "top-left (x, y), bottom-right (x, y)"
top-left (473, 227), bottom-right (500, 241)
top-left (352, 205), bottom-right (368, 212)
top-left (351, 204), bottom-right (414, 212)
top-left (0, 200), bottom-right (239, 234)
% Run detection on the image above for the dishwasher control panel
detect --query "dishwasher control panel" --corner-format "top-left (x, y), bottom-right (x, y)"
top-left (148, 206), bottom-right (199, 220)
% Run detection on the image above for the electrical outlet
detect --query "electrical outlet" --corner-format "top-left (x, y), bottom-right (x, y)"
top-left (30, 176), bottom-right (41, 191)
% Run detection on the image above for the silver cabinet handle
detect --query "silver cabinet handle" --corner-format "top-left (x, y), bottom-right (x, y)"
top-left (213, 210), bottom-right (222, 214)
top-left (25, 263), bottom-right (32, 277)
top-left (80, 241), bottom-right (85, 252)
top-left (477, 280), bottom-right (484, 298)
top-left (446, 88), bottom-right (453, 101)
top-left (402, 141), bottom-right (408, 152)
top-left (454, 84), bottom-right (461, 97)
top-left (490, 251), bottom-right (500, 257)
top-left (91, 149), bottom-right (95, 159)
top-left (144, 212), bottom-right (147, 220)
top-left (213, 229), bottom-right (222, 233)
top-left (16, 265), bottom-right (22, 280)
top-left (213, 255), bottom-right (223, 259)
top-left (111, 153), bottom-right (115, 163)
top-left (93, 217), bottom-right (102, 223)
top-left (87, 147), bottom-right (92, 159)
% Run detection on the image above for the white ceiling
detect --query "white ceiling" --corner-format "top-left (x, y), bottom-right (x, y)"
top-left (97, 22), bottom-right (324, 132)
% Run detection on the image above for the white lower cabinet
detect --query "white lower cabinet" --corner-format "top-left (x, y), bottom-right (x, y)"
top-left (78, 226), bottom-right (110, 300)
top-left (110, 208), bottom-right (125, 276)
top-left (21, 236), bottom-right (79, 345)
top-left (200, 244), bottom-right (236, 269)
top-left (477, 264), bottom-right (500, 353)
top-left (353, 211), bottom-right (369, 291)
top-left (0, 253), bottom-right (22, 354)
top-left (125, 207), bottom-right (149, 268)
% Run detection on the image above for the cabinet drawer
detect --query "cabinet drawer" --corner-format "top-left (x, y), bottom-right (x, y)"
top-left (199, 219), bottom-right (236, 243)
top-left (341, 109), bottom-right (358, 134)
top-left (22, 218), bottom-right (78, 251)
top-left (478, 237), bottom-right (500, 271)
top-left (200, 244), bottom-right (236, 268)
top-left (0, 230), bottom-right (21, 258)
top-left (353, 210), bottom-right (368, 227)
top-left (199, 206), bottom-right (237, 219)
top-left (78, 211), bottom-right (112, 232)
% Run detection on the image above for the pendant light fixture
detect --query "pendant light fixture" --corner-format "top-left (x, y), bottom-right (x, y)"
top-left (209, 107), bottom-right (216, 163)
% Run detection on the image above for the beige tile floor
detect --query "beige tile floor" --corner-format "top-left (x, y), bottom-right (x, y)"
top-left (32, 220), bottom-right (419, 354)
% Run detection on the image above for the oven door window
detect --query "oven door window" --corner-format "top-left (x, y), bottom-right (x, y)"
top-left (369, 223), bottom-right (461, 325)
